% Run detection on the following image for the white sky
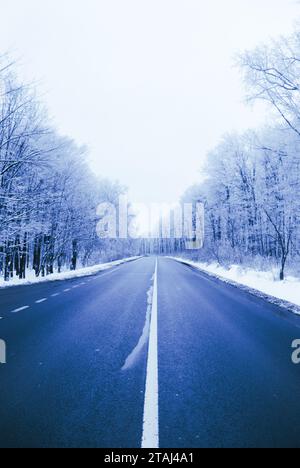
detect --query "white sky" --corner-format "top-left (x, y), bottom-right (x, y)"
top-left (0, 0), bottom-right (299, 203)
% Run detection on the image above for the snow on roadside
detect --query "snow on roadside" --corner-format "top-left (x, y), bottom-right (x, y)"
top-left (170, 257), bottom-right (300, 315)
top-left (0, 257), bottom-right (141, 289)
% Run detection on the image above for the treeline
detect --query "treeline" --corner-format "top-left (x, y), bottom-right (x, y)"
top-left (0, 58), bottom-right (134, 281)
top-left (182, 28), bottom-right (300, 280)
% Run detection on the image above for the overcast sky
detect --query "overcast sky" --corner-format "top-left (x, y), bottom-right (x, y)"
top-left (0, 0), bottom-right (299, 203)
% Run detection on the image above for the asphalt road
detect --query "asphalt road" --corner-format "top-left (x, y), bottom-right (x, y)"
top-left (0, 256), bottom-right (300, 448)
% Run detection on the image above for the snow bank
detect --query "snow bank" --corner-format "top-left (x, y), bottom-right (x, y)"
top-left (0, 257), bottom-right (141, 289)
top-left (170, 257), bottom-right (300, 315)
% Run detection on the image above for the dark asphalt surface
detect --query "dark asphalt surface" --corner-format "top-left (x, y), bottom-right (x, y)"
top-left (0, 256), bottom-right (300, 448)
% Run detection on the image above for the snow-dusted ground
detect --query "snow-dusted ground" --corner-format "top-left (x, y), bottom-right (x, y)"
top-left (171, 257), bottom-right (300, 315)
top-left (0, 257), bottom-right (141, 289)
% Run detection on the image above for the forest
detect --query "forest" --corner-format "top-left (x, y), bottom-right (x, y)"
top-left (1, 26), bottom-right (300, 282)
top-left (0, 57), bottom-right (137, 281)
top-left (182, 28), bottom-right (300, 280)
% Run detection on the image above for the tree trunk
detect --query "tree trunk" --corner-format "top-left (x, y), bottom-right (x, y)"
top-left (71, 240), bottom-right (78, 271)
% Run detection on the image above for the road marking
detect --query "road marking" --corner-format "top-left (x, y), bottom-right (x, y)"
top-left (11, 306), bottom-right (30, 313)
top-left (6, 264), bottom-right (130, 319)
top-left (7, 264), bottom-right (126, 318)
top-left (35, 298), bottom-right (47, 304)
top-left (141, 258), bottom-right (159, 449)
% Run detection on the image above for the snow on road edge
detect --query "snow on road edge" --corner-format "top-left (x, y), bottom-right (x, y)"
top-left (0, 257), bottom-right (141, 289)
top-left (169, 257), bottom-right (300, 316)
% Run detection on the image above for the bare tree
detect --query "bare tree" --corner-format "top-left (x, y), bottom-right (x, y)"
top-left (239, 32), bottom-right (300, 137)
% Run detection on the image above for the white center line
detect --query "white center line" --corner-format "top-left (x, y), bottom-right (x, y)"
top-left (35, 298), bottom-right (47, 304)
top-left (11, 305), bottom-right (30, 313)
top-left (63, 288), bottom-right (71, 292)
top-left (51, 293), bottom-right (60, 297)
top-left (141, 258), bottom-right (159, 449)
